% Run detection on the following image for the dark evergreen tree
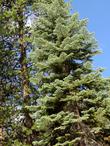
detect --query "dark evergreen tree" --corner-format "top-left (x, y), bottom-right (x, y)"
top-left (30, 0), bottom-right (110, 146)
top-left (0, 0), bottom-right (34, 145)
top-left (6, 0), bottom-right (34, 145)
top-left (0, 1), bottom-right (21, 145)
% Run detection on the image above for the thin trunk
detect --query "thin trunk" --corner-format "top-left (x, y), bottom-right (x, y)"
top-left (75, 103), bottom-right (86, 146)
top-left (18, 6), bottom-right (33, 145)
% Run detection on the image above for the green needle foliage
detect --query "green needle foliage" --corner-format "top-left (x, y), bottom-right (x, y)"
top-left (0, 0), bottom-right (34, 145)
top-left (0, 2), bottom-right (21, 145)
top-left (0, 0), bottom-right (110, 145)
top-left (30, 0), bottom-right (110, 146)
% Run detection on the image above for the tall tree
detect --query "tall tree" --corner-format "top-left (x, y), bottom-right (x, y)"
top-left (0, 1), bottom-right (20, 145)
top-left (9, 0), bottom-right (36, 145)
top-left (0, 0), bottom-right (34, 145)
top-left (30, 0), bottom-right (110, 146)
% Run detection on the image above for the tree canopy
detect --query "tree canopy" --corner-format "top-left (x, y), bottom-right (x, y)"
top-left (0, 0), bottom-right (110, 146)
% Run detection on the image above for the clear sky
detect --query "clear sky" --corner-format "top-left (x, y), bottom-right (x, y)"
top-left (71, 0), bottom-right (110, 77)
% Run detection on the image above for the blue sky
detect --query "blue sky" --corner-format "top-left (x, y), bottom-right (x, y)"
top-left (71, 0), bottom-right (110, 77)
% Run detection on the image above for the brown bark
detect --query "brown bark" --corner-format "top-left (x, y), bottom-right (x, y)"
top-left (74, 103), bottom-right (101, 146)
top-left (17, 5), bottom-right (33, 145)
top-left (75, 103), bottom-right (86, 146)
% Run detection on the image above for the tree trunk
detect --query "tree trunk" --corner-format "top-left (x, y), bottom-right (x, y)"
top-left (75, 103), bottom-right (86, 146)
top-left (17, 5), bottom-right (33, 145)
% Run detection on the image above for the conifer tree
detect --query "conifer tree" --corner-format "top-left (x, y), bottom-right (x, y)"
top-left (0, 1), bottom-right (20, 145)
top-left (30, 0), bottom-right (110, 145)
top-left (8, 0), bottom-right (34, 145)
top-left (0, 0), bottom-right (34, 145)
